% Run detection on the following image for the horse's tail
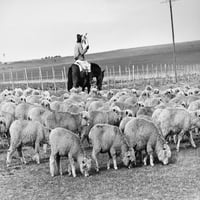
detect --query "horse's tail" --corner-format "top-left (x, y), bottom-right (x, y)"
top-left (67, 66), bottom-right (73, 91)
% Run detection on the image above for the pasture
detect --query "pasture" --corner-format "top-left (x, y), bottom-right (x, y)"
top-left (0, 136), bottom-right (200, 200)
top-left (0, 81), bottom-right (200, 200)
top-left (0, 41), bottom-right (200, 200)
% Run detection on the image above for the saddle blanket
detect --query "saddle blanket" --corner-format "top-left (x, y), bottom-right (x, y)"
top-left (75, 60), bottom-right (91, 72)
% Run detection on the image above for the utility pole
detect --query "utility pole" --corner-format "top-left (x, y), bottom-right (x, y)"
top-left (162, 0), bottom-right (178, 83)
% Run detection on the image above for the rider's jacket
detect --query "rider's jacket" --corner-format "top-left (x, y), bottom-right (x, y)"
top-left (74, 43), bottom-right (88, 61)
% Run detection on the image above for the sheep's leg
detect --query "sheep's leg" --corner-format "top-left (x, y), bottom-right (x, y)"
top-left (107, 152), bottom-right (112, 170)
top-left (110, 148), bottom-right (118, 170)
top-left (55, 154), bottom-right (61, 175)
top-left (33, 142), bottom-right (40, 164)
top-left (17, 145), bottom-right (26, 164)
top-left (49, 154), bottom-right (56, 177)
top-left (43, 144), bottom-right (47, 154)
top-left (194, 128), bottom-right (199, 136)
top-left (147, 143), bottom-right (154, 166)
top-left (176, 130), bottom-right (184, 152)
top-left (69, 155), bottom-right (76, 177)
top-left (143, 155), bottom-right (148, 166)
top-left (68, 164), bottom-right (72, 176)
top-left (149, 154), bottom-right (154, 167)
top-left (189, 130), bottom-right (196, 148)
top-left (6, 146), bottom-right (15, 167)
top-left (92, 149), bottom-right (100, 172)
top-left (173, 134), bottom-right (177, 144)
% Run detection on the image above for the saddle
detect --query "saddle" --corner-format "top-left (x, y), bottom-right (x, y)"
top-left (74, 60), bottom-right (91, 72)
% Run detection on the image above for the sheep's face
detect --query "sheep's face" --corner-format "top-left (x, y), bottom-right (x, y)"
top-left (79, 156), bottom-right (92, 177)
top-left (153, 89), bottom-right (160, 94)
top-left (20, 96), bottom-right (26, 102)
top-left (41, 100), bottom-right (50, 109)
top-left (81, 111), bottom-right (90, 127)
top-left (137, 101), bottom-right (145, 107)
top-left (122, 148), bottom-right (136, 168)
top-left (107, 91), bottom-right (114, 99)
top-left (124, 109), bottom-right (133, 117)
top-left (157, 143), bottom-right (171, 165)
top-left (8, 98), bottom-right (15, 103)
top-left (0, 118), bottom-right (7, 134)
top-left (145, 85), bottom-right (153, 91)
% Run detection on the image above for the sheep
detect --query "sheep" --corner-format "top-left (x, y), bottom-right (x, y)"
top-left (136, 106), bottom-right (155, 117)
top-left (43, 110), bottom-right (89, 137)
top-left (6, 120), bottom-right (50, 166)
top-left (0, 111), bottom-right (15, 139)
top-left (49, 127), bottom-right (92, 177)
top-left (188, 99), bottom-right (200, 111)
top-left (0, 102), bottom-right (16, 116)
top-left (89, 124), bottom-right (136, 171)
top-left (119, 116), bottom-right (134, 133)
top-left (15, 102), bottom-right (36, 120)
top-left (111, 101), bottom-right (140, 117)
top-left (124, 117), bottom-right (171, 166)
top-left (81, 109), bottom-right (122, 144)
top-left (153, 108), bottom-right (200, 152)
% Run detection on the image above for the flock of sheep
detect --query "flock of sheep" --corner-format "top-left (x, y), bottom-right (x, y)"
top-left (0, 84), bottom-right (200, 177)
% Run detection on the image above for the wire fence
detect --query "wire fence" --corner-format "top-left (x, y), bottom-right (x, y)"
top-left (0, 63), bottom-right (200, 91)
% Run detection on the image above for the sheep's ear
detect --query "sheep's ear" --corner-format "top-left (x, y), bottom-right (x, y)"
top-left (194, 111), bottom-right (198, 117)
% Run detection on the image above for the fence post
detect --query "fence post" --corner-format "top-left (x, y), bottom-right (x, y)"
top-left (128, 67), bottom-right (131, 88)
top-left (39, 67), bottom-right (43, 91)
top-left (165, 64), bottom-right (167, 83)
top-left (132, 65), bottom-right (135, 87)
top-left (146, 64), bottom-right (149, 85)
top-left (63, 66), bottom-right (67, 90)
top-left (119, 65), bottom-right (122, 88)
top-left (25, 68), bottom-right (29, 88)
top-left (142, 65), bottom-right (144, 83)
top-left (112, 65), bottom-right (115, 88)
top-left (10, 69), bottom-right (14, 90)
top-left (52, 66), bottom-right (56, 91)
top-left (105, 66), bottom-right (109, 90)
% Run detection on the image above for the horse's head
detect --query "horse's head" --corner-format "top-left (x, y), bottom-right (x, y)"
top-left (96, 70), bottom-right (105, 90)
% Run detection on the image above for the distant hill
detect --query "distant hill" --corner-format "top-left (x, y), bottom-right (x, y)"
top-left (1, 40), bottom-right (200, 71)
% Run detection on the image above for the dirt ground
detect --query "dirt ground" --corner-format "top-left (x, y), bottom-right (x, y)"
top-left (0, 137), bottom-right (200, 200)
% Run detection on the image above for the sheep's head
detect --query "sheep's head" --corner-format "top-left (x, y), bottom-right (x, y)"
top-left (41, 100), bottom-right (50, 110)
top-left (137, 101), bottom-right (145, 107)
top-left (153, 88), bottom-right (160, 94)
top-left (122, 148), bottom-right (136, 168)
top-left (145, 85), bottom-right (153, 92)
top-left (124, 109), bottom-right (133, 117)
top-left (80, 111), bottom-right (90, 127)
top-left (79, 156), bottom-right (92, 177)
top-left (157, 143), bottom-right (171, 165)
top-left (20, 96), bottom-right (26, 103)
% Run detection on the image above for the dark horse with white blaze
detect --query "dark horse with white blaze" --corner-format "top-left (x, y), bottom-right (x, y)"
top-left (67, 62), bottom-right (104, 93)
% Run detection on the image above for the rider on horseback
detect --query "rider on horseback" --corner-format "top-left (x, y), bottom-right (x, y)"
top-left (74, 33), bottom-right (92, 83)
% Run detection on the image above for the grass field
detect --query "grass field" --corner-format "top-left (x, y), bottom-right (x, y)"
top-left (0, 137), bottom-right (200, 200)
top-left (0, 41), bottom-right (200, 200)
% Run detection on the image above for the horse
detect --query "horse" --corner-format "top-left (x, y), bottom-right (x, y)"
top-left (67, 62), bottom-right (105, 93)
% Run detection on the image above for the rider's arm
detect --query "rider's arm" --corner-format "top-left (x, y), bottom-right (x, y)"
top-left (78, 44), bottom-right (88, 56)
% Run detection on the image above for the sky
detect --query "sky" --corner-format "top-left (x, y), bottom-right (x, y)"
top-left (0, 0), bottom-right (200, 62)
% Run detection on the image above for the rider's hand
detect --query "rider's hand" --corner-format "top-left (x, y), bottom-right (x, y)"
top-left (86, 45), bottom-right (89, 50)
